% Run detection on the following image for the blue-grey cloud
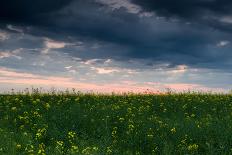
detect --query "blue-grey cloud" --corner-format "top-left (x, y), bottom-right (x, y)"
top-left (1, 0), bottom-right (232, 74)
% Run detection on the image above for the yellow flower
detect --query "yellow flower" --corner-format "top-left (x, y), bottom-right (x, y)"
top-left (147, 134), bottom-right (154, 138)
top-left (38, 143), bottom-right (46, 155)
top-left (56, 141), bottom-right (64, 147)
top-left (128, 124), bottom-right (135, 131)
top-left (191, 114), bottom-right (196, 117)
top-left (71, 145), bottom-right (79, 153)
top-left (170, 127), bottom-right (176, 134)
top-left (81, 147), bottom-right (91, 154)
top-left (187, 144), bottom-right (199, 152)
top-left (44, 103), bottom-right (50, 110)
top-left (93, 147), bottom-right (98, 151)
top-left (25, 144), bottom-right (34, 153)
top-left (16, 144), bottom-right (22, 150)
top-left (11, 107), bottom-right (17, 111)
top-left (119, 117), bottom-right (125, 122)
top-left (68, 131), bottom-right (77, 139)
top-left (106, 146), bottom-right (112, 154)
top-left (36, 128), bottom-right (47, 140)
top-left (19, 125), bottom-right (24, 130)
top-left (127, 108), bottom-right (132, 113)
top-left (112, 127), bottom-right (117, 138)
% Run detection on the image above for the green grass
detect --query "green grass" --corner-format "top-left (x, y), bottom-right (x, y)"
top-left (0, 92), bottom-right (232, 154)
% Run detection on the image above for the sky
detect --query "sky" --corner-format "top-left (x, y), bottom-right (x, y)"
top-left (0, 0), bottom-right (232, 93)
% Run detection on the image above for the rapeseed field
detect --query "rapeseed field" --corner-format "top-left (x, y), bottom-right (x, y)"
top-left (0, 92), bottom-right (232, 154)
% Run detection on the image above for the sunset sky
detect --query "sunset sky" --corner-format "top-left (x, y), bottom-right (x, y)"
top-left (0, 0), bottom-right (232, 92)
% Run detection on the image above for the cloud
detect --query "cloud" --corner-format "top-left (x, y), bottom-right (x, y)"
top-left (0, 0), bottom-right (232, 91)
top-left (96, 0), bottom-right (141, 14)
top-left (168, 65), bottom-right (188, 74)
top-left (91, 67), bottom-right (120, 74)
top-left (220, 16), bottom-right (232, 24)
top-left (1, 67), bottom-right (224, 93)
top-left (7, 25), bottom-right (24, 33)
top-left (0, 0), bottom-right (74, 23)
top-left (0, 31), bottom-right (9, 41)
top-left (0, 49), bottom-right (22, 59)
top-left (131, 0), bottom-right (232, 19)
top-left (1, 0), bottom-right (232, 72)
top-left (131, 0), bottom-right (232, 33)
top-left (0, 67), bottom-right (38, 78)
top-left (41, 38), bottom-right (72, 54)
top-left (44, 38), bottom-right (67, 49)
top-left (0, 67), bottom-right (157, 93)
top-left (217, 40), bottom-right (230, 47)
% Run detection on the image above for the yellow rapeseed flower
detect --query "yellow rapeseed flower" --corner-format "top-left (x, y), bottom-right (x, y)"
top-left (16, 144), bottom-right (22, 150)
top-left (187, 144), bottom-right (199, 152)
top-left (171, 127), bottom-right (176, 134)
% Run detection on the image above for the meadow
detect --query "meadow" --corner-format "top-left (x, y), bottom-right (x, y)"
top-left (0, 91), bottom-right (232, 154)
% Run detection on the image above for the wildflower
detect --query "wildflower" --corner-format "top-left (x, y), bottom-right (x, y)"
top-left (16, 144), bottom-right (22, 150)
top-left (187, 144), bottom-right (199, 152)
top-left (56, 141), bottom-right (64, 151)
top-left (56, 141), bottom-right (64, 147)
top-left (19, 125), bottom-right (24, 130)
top-left (112, 127), bottom-right (117, 139)
top-left (70, 145), bottom-right (79, 153)
top-left (81, 147), bottom-right (92, 154)
top-left (44, 103), bottom-right (50, 110)
top-left (33, 111), bottom-right (41, 118)
top-left (23, 132), bottom-right (28, 136)
top-left (36, 128), bottom-right (47, 140)
top-left (93, 147), bottom-right (98, 151)
top-left (127, 108), bottom-right (132, 113)
top-left (25, 144), bottom-right (34, 154)
top-left (147, 134), bottom-right (154, 138)
top-left (38, 143), bottom-right (45, 155)
top-left (171, 127), bottom-right (176, 134)
top-left (119, 117), bottom-right (125, 122)
top-left (128, 124), bottom-right (135, 131)
top-left (68, 131), bottom-right (76, 139)
top-left (106, 146), bottom-right (112, 154)
top-left (11, 107), bottom-right (17, 111)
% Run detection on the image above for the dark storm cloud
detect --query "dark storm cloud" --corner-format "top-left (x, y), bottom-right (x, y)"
top-left (1, 0), bottom-right (232, 71)
top-left (131, 0), bottom-right (232, 31)
top-left (0, 0), bottom-right (73, 23)
top-left (131, 0), bottom-right (232, 18)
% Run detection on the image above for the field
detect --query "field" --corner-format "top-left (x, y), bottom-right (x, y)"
top-left (0, 92), bottom-right (232, 155)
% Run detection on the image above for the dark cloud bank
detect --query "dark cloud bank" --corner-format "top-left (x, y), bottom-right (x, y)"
top-left (1, 0), bottom-right (232, 71)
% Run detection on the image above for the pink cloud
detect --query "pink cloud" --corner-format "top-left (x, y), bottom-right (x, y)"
top-left (0, 67), bottom-right (226, 93)
top-left (0, 67), bottom-right (158, 93)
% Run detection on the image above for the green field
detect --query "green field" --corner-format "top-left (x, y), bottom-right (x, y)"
top-left (0, 92), bottom-right (232, 154)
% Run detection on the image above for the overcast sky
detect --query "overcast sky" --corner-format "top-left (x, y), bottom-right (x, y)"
top-left (0, 0), bottom-right (232, 92)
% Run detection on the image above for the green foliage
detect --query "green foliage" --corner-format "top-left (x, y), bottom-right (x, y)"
top-left (0, 93), bottom-right (232, 154)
